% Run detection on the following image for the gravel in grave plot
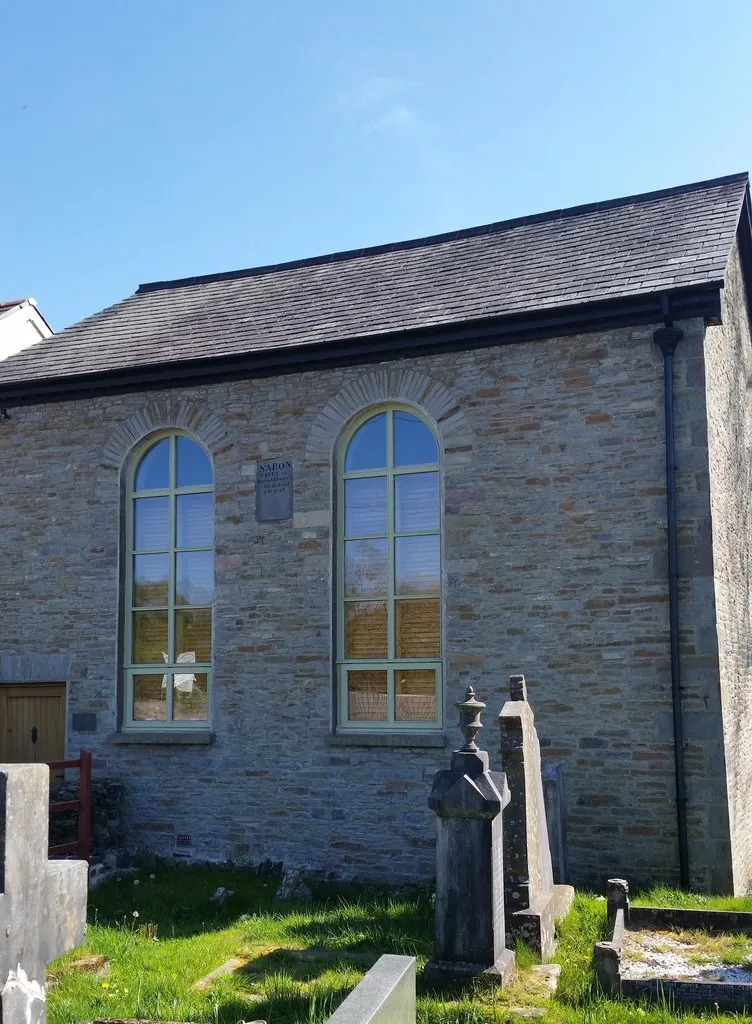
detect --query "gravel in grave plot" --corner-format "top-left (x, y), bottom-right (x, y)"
top-left (622, 929), bottom-right (752, 983)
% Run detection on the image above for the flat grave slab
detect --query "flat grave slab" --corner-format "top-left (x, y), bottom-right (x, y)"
top-left (595, 879), bottom-right (752, 1011)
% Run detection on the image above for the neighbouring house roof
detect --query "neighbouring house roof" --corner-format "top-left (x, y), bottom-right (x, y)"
top-left (0, 298), bottom-right (54, 366)
top-left (0, 298), bottom-right (52, 323)
top-left (1, 172), bottom-right (750, 404)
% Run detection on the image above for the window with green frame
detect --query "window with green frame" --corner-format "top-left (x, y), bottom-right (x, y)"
top-left (124, 433), bottom-right (214, 728)
top-left (337, 406), bottom-right (443, 730)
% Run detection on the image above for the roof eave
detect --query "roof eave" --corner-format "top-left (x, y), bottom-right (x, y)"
top-left (0, 284), bottom-right (723, 408)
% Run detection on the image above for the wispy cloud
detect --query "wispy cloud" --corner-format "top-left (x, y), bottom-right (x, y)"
top-left (360, 104), bottom-right (416, 137)
top-left (338, 76), bottom-right (420, 138)
top-left (338, 76), bottom-right (416, 111)
top-left (335, 71), bottom-right (469, 223)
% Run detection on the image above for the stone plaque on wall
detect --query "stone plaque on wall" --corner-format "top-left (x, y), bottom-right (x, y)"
top-left (256, 459), bottom-right (293, 521)
top-left (72, 712), bottom-right (97, 732)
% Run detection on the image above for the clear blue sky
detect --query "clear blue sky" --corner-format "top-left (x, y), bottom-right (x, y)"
top-left (3, 1), bottom-right (752, 331)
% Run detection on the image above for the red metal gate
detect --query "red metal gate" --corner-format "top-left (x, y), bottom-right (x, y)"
top-left (47, 748), bottom-right (92, 862)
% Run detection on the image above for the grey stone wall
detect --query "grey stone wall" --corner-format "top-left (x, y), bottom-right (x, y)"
top-left (670, 316), bottom-right (732, 894)
top-left (49, 778), bottom-right (125, 856)
top-left (705, 242), bottom-right (752, 895)
top-left (0, 319), bottom-right (736, 889)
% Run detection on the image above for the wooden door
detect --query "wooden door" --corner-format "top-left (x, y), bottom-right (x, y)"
top-left (0, 684), bottom-right (66, 764)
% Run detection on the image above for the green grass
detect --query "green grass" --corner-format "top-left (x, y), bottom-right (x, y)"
top-left (47, 869), bottom-right (752, 1024)
top-left (634, 887), bottom-right (752, 914)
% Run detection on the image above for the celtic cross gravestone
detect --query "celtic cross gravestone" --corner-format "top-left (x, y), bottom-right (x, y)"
top-left (0, 763), bottom-right (88, 1024)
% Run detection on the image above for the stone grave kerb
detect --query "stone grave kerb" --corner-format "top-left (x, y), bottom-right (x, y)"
top-left (424, 687), bottom-right (515, 988)
top-left (0, 763), bottom-right (88, 1024)
top-left (498, 675), bottom-right (574, 961)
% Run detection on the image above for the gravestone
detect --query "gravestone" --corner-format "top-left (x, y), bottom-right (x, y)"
top-left (326, 954), bottom-right (415, 1024)
top-left (424, 687), bottom-right (515, 987)
top-left (0, 763), bottom-right (88, 1024)
top-left (498, 676), bottom-right (574, 960)
top-left (542, 762), bottom-right (569, 884)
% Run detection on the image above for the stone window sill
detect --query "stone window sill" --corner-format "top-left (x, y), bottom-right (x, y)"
top-left (326, 732), bottom-right (447, 749)
top-left (109, 730), bottom-right (215, 746)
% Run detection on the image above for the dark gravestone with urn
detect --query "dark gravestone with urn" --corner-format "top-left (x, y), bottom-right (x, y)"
top-left (424, 687), bottom-right (515, 987)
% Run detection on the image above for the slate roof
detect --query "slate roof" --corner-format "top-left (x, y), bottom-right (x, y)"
top-left (0, 172), bottom-right (748, 392)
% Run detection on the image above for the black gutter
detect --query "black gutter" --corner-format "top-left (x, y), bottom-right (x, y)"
top-left (653, 297), bottom-right (689, 890)
top-left (0, 285), bottom-right (722, 408)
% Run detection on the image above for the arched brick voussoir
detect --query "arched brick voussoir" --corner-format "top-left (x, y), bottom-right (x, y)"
top-left (101, 398), bottom-right (229, 469)
top-left (304, 368), bottom-right (475, 464)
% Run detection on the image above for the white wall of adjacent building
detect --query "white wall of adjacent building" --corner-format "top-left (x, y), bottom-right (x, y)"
top-left (0, 299), bottom-right (53, 361)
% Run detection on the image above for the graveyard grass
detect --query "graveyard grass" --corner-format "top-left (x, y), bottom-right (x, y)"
top-left (48, 867), bottom-right (752, 1024)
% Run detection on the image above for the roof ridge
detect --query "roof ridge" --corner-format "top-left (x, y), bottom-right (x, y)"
top-left (136, 171), bottom-right (749, 295)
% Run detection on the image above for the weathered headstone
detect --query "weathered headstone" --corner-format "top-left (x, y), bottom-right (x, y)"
top-left (498, 676), bottom-right (574, 960)
top-left (542, 762), bottom-right (569, 884)
top-left (593, 878), bottom-right (629, 995)
top-left (424, 687), bottom-right (515, 987)
top-left (0, 763), bottom-right (88, 1024)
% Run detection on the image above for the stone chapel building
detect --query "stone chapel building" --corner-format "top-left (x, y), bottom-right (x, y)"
top-left (1, 172), bottom-right (752, 893)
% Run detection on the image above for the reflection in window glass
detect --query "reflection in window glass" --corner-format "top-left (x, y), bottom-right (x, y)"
top-left (133, 675), bottom-right (167, 721)
top-left (177, 493), bottom-right (214, 548)
top-left (396, 599), bottom-right (440, 658)
top-left (176, 551), bottom-right (214, 606)
top-left (348, 670), bottom-right (388, 721)
top-left (396, 669), bottom-right (437, 721)
top-left (345, 413), bottom-right (387, 472)
top-left (344, 477), bottom-right (387, 536)
top-left (345, 602), bottom-right (388, 659)
top-left (395, 536), bottom-right (440, 595)
top-left (135, 439), bottom-right (170, 491)
top-left (132, 610), bottom-right (168, 663)
top-left (176, 437), bottom-right (213, 488)
top-left (339, 408), bottom-right (441, 729)
top-left (175, 608), bottom-right (212, 663)
top-left (395, 473), bottom-right (439, 532)
top-left (133, 554), bottom-right (169, 606)
top-left (134, 497), bottom-right (169, 551)
top-left (394, 411), bottom-right (438, 467)
top-left (127, 435), bottom-right (214, 728)
top-left (345, 539), bottom-right (388, 598)
top-left (173, 672), bottom-right (209, 721)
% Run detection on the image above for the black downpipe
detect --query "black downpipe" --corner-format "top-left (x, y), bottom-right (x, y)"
top-left (653, 305), bottom-right (690, 890)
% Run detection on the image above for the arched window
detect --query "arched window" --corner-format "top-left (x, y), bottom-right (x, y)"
top-left (337, 407), bottom-right (442, 730)
top-left (123, 433), bottom-right (214, 729)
